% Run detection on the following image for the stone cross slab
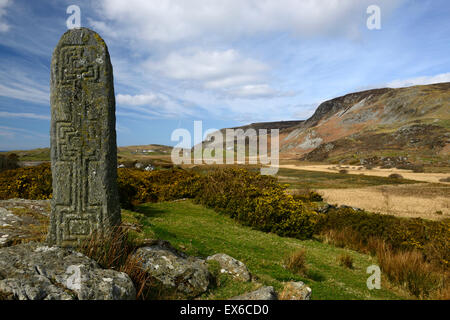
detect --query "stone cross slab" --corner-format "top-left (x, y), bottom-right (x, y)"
top-left (48, 28), bottom-right (121, 246)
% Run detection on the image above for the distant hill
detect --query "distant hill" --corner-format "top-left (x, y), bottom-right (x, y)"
top-left (0, 144), bottom-right (173, 163)
top-left (205, 82), bottom-right (450, 166)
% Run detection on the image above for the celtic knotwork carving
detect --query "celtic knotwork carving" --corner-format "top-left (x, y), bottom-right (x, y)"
top-left (59, 45), bottom-right (100, 86)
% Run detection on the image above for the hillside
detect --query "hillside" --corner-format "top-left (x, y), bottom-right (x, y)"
top-left (127, 200), bottom-right (406, 300)
top-left (283, 82), bottom-right (450, 165)
top-left (0, 144), bottom-right (173, 163)
top-left (205, 83), bottom-right (450, 167)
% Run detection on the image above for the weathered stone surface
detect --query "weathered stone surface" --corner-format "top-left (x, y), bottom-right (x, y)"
top-left (0, 199), bottom-right (49, 247)
top-left (206, 253), bottom-right (251, 282)
top-left (133, 240), bottom-right (212, 298)
top-left (0, 242), bottom-right (135, 300)
top-left (230, 286), bottom-right (277, 300)
top-left (49, 28), bottom-right (120, 246)
top-left (279, 281), bottom-right (312, 300)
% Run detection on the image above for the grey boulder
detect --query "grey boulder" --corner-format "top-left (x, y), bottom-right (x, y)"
top-left (133, 240), bottom-right (212, 298)
top-left (280, 281), bottom-right (312, 300)
top-left (0, 199), bottom-right (49, 248)
top-left (230, 286), bottom-right (277, 300)
top-left (206, 253), bottom-right (251, 282)
top-left (0, 242), bottom-right (135, 300)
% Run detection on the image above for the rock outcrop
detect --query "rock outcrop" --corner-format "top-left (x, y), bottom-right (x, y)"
top-left (206, 253), bottom-right (251, 282)
top-left (0, 199), bottom-right (49, 247)
top-left (0, 242), bottom-right (135, 300)
top-left (279, 281), bottom-right (312, 300)
top-left (133, 240), bottom-right (212, 298)
top-left (230, 286), bottom-right (277, 300)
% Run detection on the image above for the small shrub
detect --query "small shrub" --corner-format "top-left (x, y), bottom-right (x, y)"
top-left (321, 228), bottom-right (364, 252)
top-left (339, 169), bottom-right (348, 174)
top-left (78, 225), bottom-right (171, 300)
top-left (439, 177), bottom-right (450, 183)
top-left (432, 286), bottom-right (450, 300)
top-left (376, 245), bottom-right (441, 298)
top-left (411, 165), bottom-right (425, 173)
top-left (0, 163), bottom-right (52, 200)
top-left (284, 249), bottom-right (307, 275)
top-left (291, 189), bottom-right (323, 202)
top-left (338, 254), bottom-right (354, 269)
top-left (0, 153), bottom-right (20, 172)
top-left (79, 225), bottom-right (136, 270)
top-left (388, 173), bottom-right (403, 179)
top-left (317, 207), bottom-right (450, 267)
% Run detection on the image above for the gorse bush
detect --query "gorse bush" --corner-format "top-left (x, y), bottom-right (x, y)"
top-left (0, 163), bottom-right (52, 199)
top-left (2, 163), bottom-right (447, 269)
top-left (290, 189), bottom-right (323, 202)
top-left (194, 168), bottom-right (322, 239)
top-left (0, 164), bottom-right (202, 209)
top-left (317, 207), bottom-right (449, 268)
top-left (0, 154), bottom-right (20, 172)
top-left (117, 168), bottom-right (202, 209)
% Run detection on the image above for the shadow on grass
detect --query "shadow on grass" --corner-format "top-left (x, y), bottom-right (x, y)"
top-left (135, 204), bottom-right (168, 218)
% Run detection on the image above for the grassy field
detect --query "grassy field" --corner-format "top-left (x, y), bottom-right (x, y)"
top-left (276, 167), bottom-right (417, 189)
top-left (1, 148), bottom-right (51, 161)
top-left (319, 183), bottom-right (450, 220)
top-left (125, 200), bottom-right (409, 300)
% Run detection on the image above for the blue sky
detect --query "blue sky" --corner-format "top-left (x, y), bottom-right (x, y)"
top-left (0, 0), bottom-right (449, 150)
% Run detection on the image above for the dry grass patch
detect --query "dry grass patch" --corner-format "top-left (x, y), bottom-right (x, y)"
top-left (321, 228), bottom-right (364, 252)
top-left (338, 254), bottom-right (354, 269)
top-left (319, 183), bottom-right (450, 220)
top-left (79, 225), bottom-right (167, 300)
top-left (375, 243), bottom-right (445, 298)
top-left (283, 249), bottom-right (307, 275)
top-left (279, 164), bottom-right (450, 184)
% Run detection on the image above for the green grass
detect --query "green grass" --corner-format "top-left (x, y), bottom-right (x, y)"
top-left (126, 200), bottom-right (408, 300)
top-left (276, 168), bottom-right (417, 189)
top-left (1, 148), bottom-right (50, 161)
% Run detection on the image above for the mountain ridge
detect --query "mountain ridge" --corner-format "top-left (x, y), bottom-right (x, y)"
top-left (208, 82), bottom-right (450, 166)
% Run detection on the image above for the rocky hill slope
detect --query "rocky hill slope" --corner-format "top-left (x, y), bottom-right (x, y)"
top-left (207, 82), bottom-right (450, 166)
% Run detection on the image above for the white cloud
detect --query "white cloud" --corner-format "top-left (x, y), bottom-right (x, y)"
top-left (116, 93), bottom-right (161, 106)
top-left (146, 49), bottom-right (267, 88)
top-left (144, 48), bottom-right (290, 99)
top-left (93, 0), bottom-right (402, 43)
top-left (387, 72), bottom-right (450, 88)
top-left (0, 0), bottom-right (11, 32)
top-left (0, 82), bottom-right (49, 104)
top-left (0, 68), bottom-right (49, 104)
top-left (0, 111), bottom-right (49, 120)
top-left (0, 125), bottom-right (48, 139)
top-left (116, 92), bottom-right (200, 119)
top-left (227, 84), bottom-right (278, 99)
